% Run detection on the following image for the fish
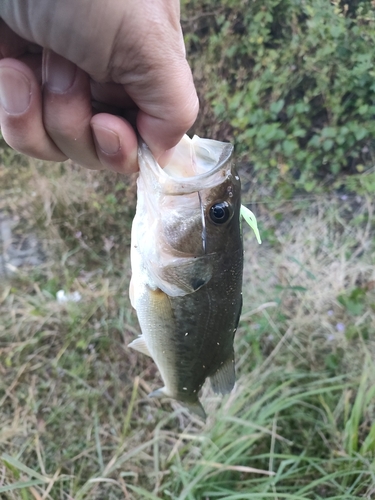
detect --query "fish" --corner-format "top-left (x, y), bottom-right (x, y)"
top-left (128, 134), bottom-right (243, 420)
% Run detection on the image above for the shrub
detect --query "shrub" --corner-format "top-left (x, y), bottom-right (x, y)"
top-left (182, 0), bottom-right (375, 192)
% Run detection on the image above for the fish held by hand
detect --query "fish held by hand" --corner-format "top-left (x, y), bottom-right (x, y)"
top-left (129, 135), bottom-right (243, 420)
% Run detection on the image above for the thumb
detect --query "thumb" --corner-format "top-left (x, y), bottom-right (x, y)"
top-left (132, 59), bottom-right (199, 160)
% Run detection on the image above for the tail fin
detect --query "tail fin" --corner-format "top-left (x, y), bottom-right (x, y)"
top-left (148, 387), bottom-right (207, 421)
top-left (185, 399), bottom-right (207, 421)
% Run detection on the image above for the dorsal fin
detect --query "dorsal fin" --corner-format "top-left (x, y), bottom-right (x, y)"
top-left (210, 354), bottom-right (235, 395)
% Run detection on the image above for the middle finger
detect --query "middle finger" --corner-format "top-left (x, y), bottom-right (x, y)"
top-left (42, 50), bottom-right (103, 170)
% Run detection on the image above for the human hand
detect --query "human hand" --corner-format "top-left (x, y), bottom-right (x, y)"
top-left (0, 0), bottom-right (199, 173)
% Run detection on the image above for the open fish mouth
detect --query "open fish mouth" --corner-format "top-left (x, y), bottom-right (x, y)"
top-left (138, 135), bottom-right (234, 195)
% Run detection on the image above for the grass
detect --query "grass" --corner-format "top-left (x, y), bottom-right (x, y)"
top-left (0, 143), bottom-right (375, 499)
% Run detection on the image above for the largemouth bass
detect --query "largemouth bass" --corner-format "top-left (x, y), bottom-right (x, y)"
top-left (129, 135), bottom-right (243, 420)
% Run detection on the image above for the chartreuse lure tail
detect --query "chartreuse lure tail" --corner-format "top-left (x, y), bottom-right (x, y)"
top-left (240, 205), bottom-right (262, 244)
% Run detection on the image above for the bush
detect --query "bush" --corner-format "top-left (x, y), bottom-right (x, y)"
top-left (182, 0), bottom-right (375, 192)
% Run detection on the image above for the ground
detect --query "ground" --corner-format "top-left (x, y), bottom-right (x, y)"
top-left (0, 147), bottom-right (375, 499)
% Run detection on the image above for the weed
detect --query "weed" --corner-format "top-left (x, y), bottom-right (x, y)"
top-left (182, 0), bottom-right (375, 193)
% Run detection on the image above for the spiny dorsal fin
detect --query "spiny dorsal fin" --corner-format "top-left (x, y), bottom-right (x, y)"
top-left (210, 354), bottom-right (235, 395)
top-left (128, 336), bottom-right (151, 357)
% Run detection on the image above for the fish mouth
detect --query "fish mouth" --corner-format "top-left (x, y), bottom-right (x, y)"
top-left (138, 135), bottom-right (234, 195)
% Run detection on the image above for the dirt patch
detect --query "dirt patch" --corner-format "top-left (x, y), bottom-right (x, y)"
top-left (0, 211), bottom-right (45, 277)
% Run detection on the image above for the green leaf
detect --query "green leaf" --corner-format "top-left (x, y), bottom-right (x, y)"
top-left (321, 127), bottom-right (336, 138)
top-left (323, 139), bottom-right (334, 152)
top-left (354, 127), bottom-right (368, 141)
top-left (270, 99), bottom-right (285, 115)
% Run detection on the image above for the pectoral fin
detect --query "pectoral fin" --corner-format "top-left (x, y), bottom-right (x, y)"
top-left (210, 354), bottom-right (236, 395)
top-left (128, 336), bottom-right (151, 357)
top-left (151, 257), bottom-right (213, 296)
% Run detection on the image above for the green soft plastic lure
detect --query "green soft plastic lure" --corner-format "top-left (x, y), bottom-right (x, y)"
top-left (240, 205), bottom-right (262, 244)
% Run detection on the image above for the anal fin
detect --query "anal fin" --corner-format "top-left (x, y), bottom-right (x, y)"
top-left (148, 387), bottom-right (169, 398)
top-left (128, 336), bottom-right (151, 357)
top-left (210, 354), bottom-right (235, 395)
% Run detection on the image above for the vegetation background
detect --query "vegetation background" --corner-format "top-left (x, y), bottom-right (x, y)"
top-left (1, 0), bottom-right (375, 498)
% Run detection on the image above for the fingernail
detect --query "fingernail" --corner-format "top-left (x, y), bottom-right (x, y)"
top-left (92, 125), bottom-right (120, 155)
top-left (0, 68), bottom-right (31, 114)
top-left (44, 50), bottom-right (77, 93)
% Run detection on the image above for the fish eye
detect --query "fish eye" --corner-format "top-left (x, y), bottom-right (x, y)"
top-left (209, 201), bottom-right (231, 224)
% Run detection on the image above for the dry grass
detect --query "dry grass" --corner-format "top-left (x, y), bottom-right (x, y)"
top-left (0, 146), bottom-right (374, 499)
